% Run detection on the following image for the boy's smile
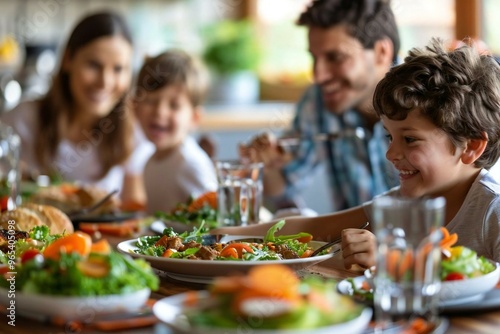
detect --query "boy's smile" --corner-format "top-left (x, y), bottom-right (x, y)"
top-left (135, 85), bottom-right (198, 155)
top-left (382, 109), bottom-right (465, 198)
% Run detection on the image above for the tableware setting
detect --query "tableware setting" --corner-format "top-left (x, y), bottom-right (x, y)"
top-left (119, 220), bottom-right (341, 283)
top-left (118, 237), bottom-right (339, 284)
top-left (334, 194), bottom-right (500, 334)
top-left (337, 259), bottom-right (500, 312)
top-left (370, 196), bottom-right (446, 332)
top-left (153, 264), bottom-right (373, 334)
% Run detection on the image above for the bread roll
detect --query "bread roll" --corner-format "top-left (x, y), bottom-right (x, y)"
top-left (30, 184), bottom-right (120, 215)
top-left (0, 204), bottom-right (74, 235)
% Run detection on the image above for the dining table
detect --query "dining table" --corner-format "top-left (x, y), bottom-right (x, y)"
top-left (0, 228), bottom-right (499, 334)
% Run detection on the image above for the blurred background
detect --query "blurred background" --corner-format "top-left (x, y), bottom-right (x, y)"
top-left (0, 0), bottom-right (498, 213)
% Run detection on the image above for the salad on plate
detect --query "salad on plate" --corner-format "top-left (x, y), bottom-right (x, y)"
top-left (340, 228), bottom-right (497, 304)
top-left (134, 220), bottom-right (328, 261)
top-left (0, 227), bottom-right (159, 296)
top-left (153, 264), bottom-right (371, 333)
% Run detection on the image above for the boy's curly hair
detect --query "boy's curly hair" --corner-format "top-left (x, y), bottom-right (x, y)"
top-left (373, 38), bottom-right (500, 169)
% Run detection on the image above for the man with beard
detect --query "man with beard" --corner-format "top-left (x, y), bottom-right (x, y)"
top-left (240, 0), bottom-right (400, 213)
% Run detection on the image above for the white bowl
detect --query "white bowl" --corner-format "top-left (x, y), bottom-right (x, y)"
top-left (439, 260), bottom-right (500, 305)
top-left (0, 287), bottom-right (150, 320)
top-left (153, 291), bottom-right (372, 334)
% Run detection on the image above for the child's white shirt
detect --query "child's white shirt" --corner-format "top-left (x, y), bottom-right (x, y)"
top-left (363, 169), bottom-right (500, 262)
top-left (144, 136), bottom-right (217, 214)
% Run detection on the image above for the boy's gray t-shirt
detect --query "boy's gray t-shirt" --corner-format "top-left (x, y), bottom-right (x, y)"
top-left (363, 169), bottom-right (500, 262)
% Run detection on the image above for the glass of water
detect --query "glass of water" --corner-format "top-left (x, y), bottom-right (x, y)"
top-left (371, 195), bottom-right (445, 331)
top-left (0, 122), bottom-right (21, 211)
top-left (215, 160), bottom-right (263, 227)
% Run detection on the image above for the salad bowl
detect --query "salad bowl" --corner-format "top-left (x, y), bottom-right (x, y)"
top-left (439, 259), bottom-right (499, 305)
top-left (153, 290), bottom-right (372, 334)
top-left (337, 259), bottom-right (500, 309)
top-left (117, 238), bottom-right (339, 283)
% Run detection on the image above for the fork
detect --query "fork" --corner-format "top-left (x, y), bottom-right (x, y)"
top-left (67, 189), bottom-right (118, 219)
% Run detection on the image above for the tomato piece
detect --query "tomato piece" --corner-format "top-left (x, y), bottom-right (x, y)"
top-left (296, 235), bottom-right (313, 243)
top-left (220, 243), bottom-right (253, 259)
top-left (220, 247), bottom-right (239, 259)
top-left (21, 249), bottom-right (41, 264)
top-left (0, 196), bottom-right (9, 212)
top-left (444, 272), bottom-right (466, 281)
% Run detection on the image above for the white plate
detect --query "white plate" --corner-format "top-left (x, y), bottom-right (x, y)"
top-left (337, 260), bottom-right (500, 311)
top-left (153, 291), bottom-right (373, 334)
top-left (117, 238), bottom-right (339, 283)
top-left (0, 287), bottom-right (150, 320)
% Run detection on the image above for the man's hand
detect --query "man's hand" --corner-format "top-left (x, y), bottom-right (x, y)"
top-left (239, 132), bottom-right (292, 169)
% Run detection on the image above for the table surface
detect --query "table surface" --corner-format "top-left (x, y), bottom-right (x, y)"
top-left (1, 234), bottom-right (499, 334)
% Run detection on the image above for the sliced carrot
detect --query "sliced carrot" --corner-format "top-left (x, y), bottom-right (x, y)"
top-left (296, 235), bottom-right (313, 243)
top-left (79, 220), bottom-right (140, 237)
top-left (361, 280), bottom-right (372, 291)
top-left (306, 290), bottom-right (332, 312)
top-left (162, 249), bottom-right (177, 258)
top-left (440, 233), bottom-right (458, 249)
top-left (398, 250), bottom-right (414, 280)
top-left (187, 191), bottom-right (217, 212)
top-left (440, 227), bottom-right (450, 240)
top-left (247, 265), bottom-right (300, 301)
top-left (59, 183), bottom-right (79, 194)
top-left (387, 249), bottom-right (401, 279)
top-left (184, 291), bottom-right (201, 307)
top-left (220, 243), bottom-right (254, 259)
top-left (120, 200), bottom-right (146, 212)
top-left (211, 275), bottom-right (249, 294)
top-left (43, 232), bottom-right (92, 260)
top-left (300, 249), bottom-right (314, 258)
top-left (90, 239), bottom-right (111, 254)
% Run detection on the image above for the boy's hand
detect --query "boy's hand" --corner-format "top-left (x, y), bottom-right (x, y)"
top-left (341, 228), bottom-right (377, 270)
top-left (239, 132), bottom-right (292, 169)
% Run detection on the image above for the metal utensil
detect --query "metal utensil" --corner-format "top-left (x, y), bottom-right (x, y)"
top-left (201, 234), bottom-right (264, 245)
top-left (278, 127), bottom-right (366, 147)
top-left (310, 221), bottom-right (370, 257)
top-left (67, 189), bottom-right (118, 219)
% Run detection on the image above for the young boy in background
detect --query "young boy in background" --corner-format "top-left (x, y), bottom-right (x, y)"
top-left (214, 38), bottom-right (500, 266)
top-left (133, 50), bottom-right (217, 214)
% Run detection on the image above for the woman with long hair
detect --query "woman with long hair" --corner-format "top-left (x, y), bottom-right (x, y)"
top-left (1, 11), bottom-right (153, 204)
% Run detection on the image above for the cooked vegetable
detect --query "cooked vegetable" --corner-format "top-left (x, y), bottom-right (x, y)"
top-left (133, 221), bottom-right (329, 261)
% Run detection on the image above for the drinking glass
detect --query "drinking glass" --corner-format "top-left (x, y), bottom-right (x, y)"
top-left (371, 196), bottom-right (445, 331)
top-left (0, 122), bottom-right (21, 210)
top-left (215, 160), bottom-right (263, 226)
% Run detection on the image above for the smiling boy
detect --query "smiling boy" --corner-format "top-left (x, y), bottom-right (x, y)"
top-left (213, 38), bottom-right (500, 267)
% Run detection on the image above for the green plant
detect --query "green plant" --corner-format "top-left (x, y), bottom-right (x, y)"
top-left (202, 20), bottom-right (260, 75)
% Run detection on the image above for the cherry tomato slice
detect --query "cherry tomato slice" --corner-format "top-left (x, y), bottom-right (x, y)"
top-left (444, 272), bottom-right (466, 281)
top-left (21, 249), bottom-right (41, 264)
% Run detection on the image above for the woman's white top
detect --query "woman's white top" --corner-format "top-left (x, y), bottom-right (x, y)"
top-left (1, 100), bottom-right (154, 194)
